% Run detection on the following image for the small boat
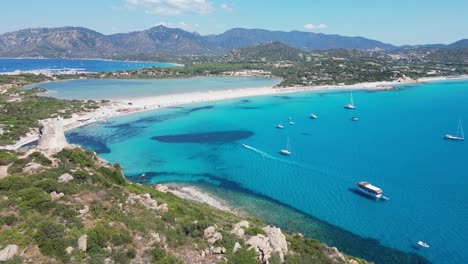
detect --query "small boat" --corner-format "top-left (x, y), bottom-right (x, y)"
top-left (355, 181), bottom-right (383, 199)
top-left (289, 121), bottom-right (295, 125)
top-left (279, 137), bottom-right (292, 155)
top-left (444, 119), bottom-right (464, 141)
top-left (351, 117), bottom-right (359, 121)
top-left (417, 241), bottom-right (430, 248)
top-left (344, 93), bottom-right (356, 109)
top-left (276, 124), bottom-right (284, 129)
top-left (309, 114), bottom-right (318, 119)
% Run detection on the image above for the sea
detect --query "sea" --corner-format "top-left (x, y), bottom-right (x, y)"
top-left (59, 78), bottom-right (468, 264)
top-left (0, 58), bottom-right (175, 73)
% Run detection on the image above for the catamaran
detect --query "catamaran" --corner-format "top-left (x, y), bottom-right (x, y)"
top-left (309, 113), bottom-right (318, 119)
top-left (279, 137), bottom-right (292, 155)
top-left (344, 93), bottom-right (356, 109)
top-left (276, 123), bottom-right (284, 129)
top-left (355, 181), bottom-right (383, 199)
top-left (444, 119), bottom-right (464, 141)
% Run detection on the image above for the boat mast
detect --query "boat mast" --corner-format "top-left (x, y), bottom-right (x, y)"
top-left (350, 93), bottom-right (354, 106)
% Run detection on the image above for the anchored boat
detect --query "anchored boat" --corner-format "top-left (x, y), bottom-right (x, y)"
top-left (355, 181), bottom-right (383, 199)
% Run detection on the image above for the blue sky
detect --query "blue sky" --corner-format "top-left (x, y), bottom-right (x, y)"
top-left (1, 0), bottom-right (466, 45)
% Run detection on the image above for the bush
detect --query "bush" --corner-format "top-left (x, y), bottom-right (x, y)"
top-left (0, 215), bottom-right (17, 226)
top-left (34, 220), bottom-right (67, 259)
top-left (55, 149), bottom-right (95, 168)
top-left (244, 226), bottom-right (266, 236)
top-left (87, 224), bottom-right (132, 253)
top-left (33, 178), bottom-right (60, 193)
top-left (0, 150), bottom-right (17, 165)
top-left (0, 176), bottom-right (32, 191)
top-left (227, 247), bottom-right (259, 264)
top-left (28, 152), bottom-right (52, 166)
top-left (17, 187), bottom-right (52, 210)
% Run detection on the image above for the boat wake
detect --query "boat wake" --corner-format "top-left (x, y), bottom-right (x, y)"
top-left (241, 143), bottom-right (326, 175)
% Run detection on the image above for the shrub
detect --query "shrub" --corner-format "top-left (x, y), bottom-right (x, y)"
top-left (244, 226), bottom-right (266, 236)
top-left (34, 220), bottom-right (67, 259)
top-left (0, 176), bottom-right (32, 191)
top-left (17, 187), bottom-right (52, 210)
top-left (0, 215), bottom-right (17, 226)
top-left (33, 178), bottom-right (60, 193)
top-left (227, 247), bottom-right (259, 264)
top-left (0, 150), bottom-right (17, 165)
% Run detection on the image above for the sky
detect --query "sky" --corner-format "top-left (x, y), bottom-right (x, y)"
top-left (0, 0), bottom-right (466, 45)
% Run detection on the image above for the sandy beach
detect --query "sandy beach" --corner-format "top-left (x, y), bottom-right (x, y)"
top-left (3, 75), bottom-right (468, 150)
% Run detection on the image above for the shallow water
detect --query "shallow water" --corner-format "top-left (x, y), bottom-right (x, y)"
top-left (68, 80), bottom-right (468, 263)
top-left (26, 77), bottom-right (281, 100)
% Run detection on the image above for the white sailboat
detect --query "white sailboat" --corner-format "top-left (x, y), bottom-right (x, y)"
top-left (279, 137), bottom-right (292, 155)
top-left (309, 113), bottom-right (318, 119)
top-left (444, 119), bottom-right (464, 141)
top-left (344, 93), bottom-right (356, 109)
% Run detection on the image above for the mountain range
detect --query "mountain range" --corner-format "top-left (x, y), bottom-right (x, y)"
top-left (0, 26), bottom-right (466, 59)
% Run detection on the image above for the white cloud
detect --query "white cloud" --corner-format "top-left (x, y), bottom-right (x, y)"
top-left (155, 21), bottom-right (194, 31)
top-left (220, 3), bottom-right (232, 12)
top-left (125, 0), bottom-right (214, 15)
top-left (304, 23), bottom-right (328, 30)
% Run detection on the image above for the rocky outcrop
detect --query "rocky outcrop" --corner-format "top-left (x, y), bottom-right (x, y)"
top-left (204, 226), bottom-right (223, 246)
top-left (58, 173), bottom-right (73, 183)
top-left (37, 118), bottom-right (68, 153)
top-left (0, 245), bottom-right (19, 261)
top-left (231, 220), bottom-right (249, 238)
top-left (246, 225), bottom-right (288, 263)
top-left (126, 193), bottom-right (168, 212)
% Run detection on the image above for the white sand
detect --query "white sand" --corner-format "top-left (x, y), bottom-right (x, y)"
top-left (3, 75), bottom-right (468, 150)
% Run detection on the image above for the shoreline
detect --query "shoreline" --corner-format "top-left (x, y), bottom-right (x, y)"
top-left (3, 74), bottom-right (468, 150)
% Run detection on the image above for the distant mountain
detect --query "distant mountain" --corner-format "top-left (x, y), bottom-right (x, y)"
top-left (206, 28), bottom-right (398, 51)
top-left (0, 27), bottom-right (117, 58)
top-left (447, 39), bottom-right (468, 48)
top-left (108, 26), bottom-right (221, 55)
top-left (0, 26), bottom-right (465, 59)
top-left (221, 42), bottom-right (308, 62)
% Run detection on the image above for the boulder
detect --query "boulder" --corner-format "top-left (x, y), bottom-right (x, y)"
top-left (231, 227), bottom-right (245, 238)
top-left (211, 247), bottom-right (224, 254)
top-left (50, 191), bottom-right (65, 200)
top-left (349, 260), bottom-right (359, 264)
top-left (65, 246), bottom-right (74, 254)
top-left (79, 205), bottom-right (89, 216)
top-left (233, 242), bottom-right (242, 253)
top-left (155, 184), bottom-right (168, 193)
top-left (246, 226), bottom-right (289, 263)
top-left (234, 220), bottom-right (250, 229)
top-left (0, 245), bottom-right (18, 261)
top-left (58, 173), bottom-right (74, 183)
top-left (203, 226), bottom-right (216, 239)
top-left (78, 235), bottom-right (87, 252)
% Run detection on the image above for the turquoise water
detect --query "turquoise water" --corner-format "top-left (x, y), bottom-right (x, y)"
top-left (0, 58), bottom-right (175, 73)
top-left (25, 77), bottom-right (281, 100)
top-left (67, 80), bottom-right (468, 264)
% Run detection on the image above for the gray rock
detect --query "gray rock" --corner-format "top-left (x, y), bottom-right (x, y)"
top-left (50, 191), bottom-right (65, 200)
top-left (234, 220), bottom-right (250, 229)
top-left (211, 247), bottom-right (223, 254)
top-left (203, 226), bottom-right (216, 239)
top-left (233, 242), bottom-right (242, 253)
top-left (79, 205), bottom-right (89, 216)
top-left (0, 245), bottom-right (18, 261)
top-left (65, 246), bottom-right (73, 254)
top-left (58, 173), bottom-right (74, 183)
top-left (78, 235), bottom-right (87, 252)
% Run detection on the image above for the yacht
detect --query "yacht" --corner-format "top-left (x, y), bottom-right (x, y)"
top-left (309, 114), bottom-right (318, 119)
top-left (351, 117), bottom-right (359, 121)
top-left (279, 137), bottom-right (292, 155)
top-left (276, 124), bottom-right (284, 129)
top-left (289, 121), bottom-right (295, 125)
top-left (355, 181), bottom-right (383, 199)
top-left (344, 93), bottom-right (356, 109)
top-left (444, 119), bottom-right (464, 141)
top-left (417, 241), bottom-right (430, 248)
